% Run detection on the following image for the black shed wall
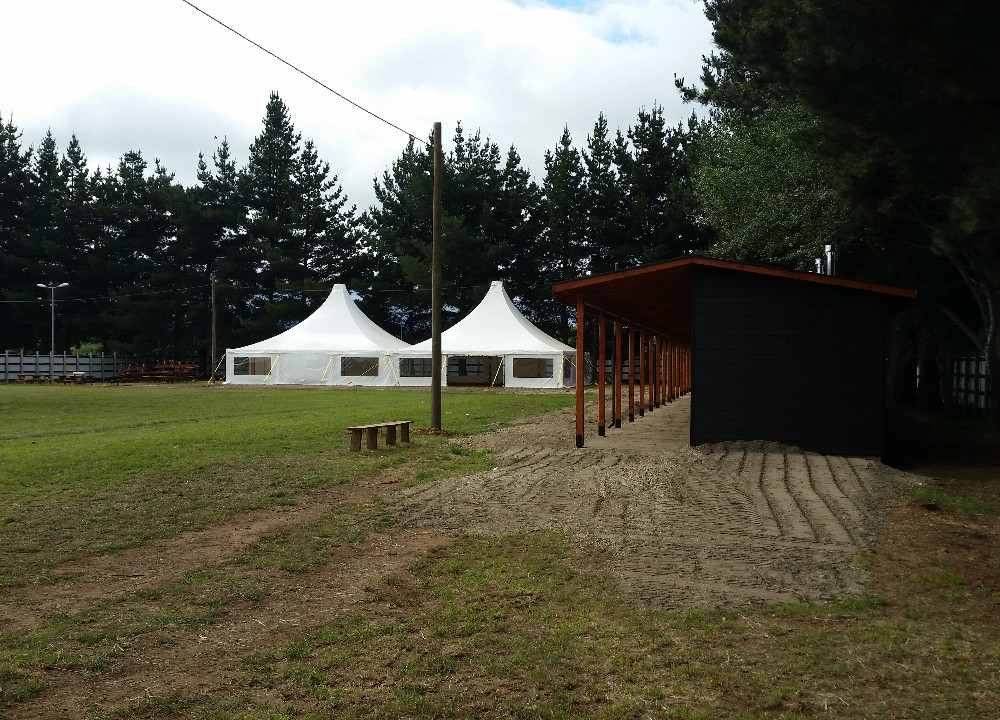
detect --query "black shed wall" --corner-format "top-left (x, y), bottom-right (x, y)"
top-left (690, 265), bottom-right (888, 456)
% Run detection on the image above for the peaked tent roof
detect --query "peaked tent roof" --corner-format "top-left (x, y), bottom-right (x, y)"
top-left (409, 281), bottom-right (574, 355)
top-left (232, 284), bottom-right (410, 353)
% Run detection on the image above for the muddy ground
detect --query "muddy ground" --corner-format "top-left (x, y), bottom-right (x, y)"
top-left (3, 396), bottom-right (927, 717)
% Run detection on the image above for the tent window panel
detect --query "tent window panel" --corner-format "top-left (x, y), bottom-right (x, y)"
top-left (400, 358), bottom-right (432, 377)
top-left (341, 356), bottom-right (379, 377)
top-left (512, 357), bottom-right (553, 378)
top-left (449, 357), bottom-right (482, 376)
top-left (234, 356), bottom-right (271, 376)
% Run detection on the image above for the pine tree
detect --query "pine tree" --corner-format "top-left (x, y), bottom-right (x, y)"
top-left (195, 138), bottom-right (253, 350)
top-left (583, 113), bottom-right (626, 274)
top-left (0, 116), bottom-right (39, 350)
top-left (541, 126), bottom-right (589, 339)
top-left (365, 137), bottom-right (435, 338)
top-left (95, 152), bottom-right (180, 354)
top-left (616, 106), bottom-right (711, 264)
top-left (239, 92), bottom-right (306, 337)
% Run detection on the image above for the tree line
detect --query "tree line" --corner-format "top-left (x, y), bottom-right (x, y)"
top-left (0, 92), bottom-right (708, 361)
top-left (682, 0), bottom-right (998, 418)
top-left (2, 1), bottom-right (995, 417)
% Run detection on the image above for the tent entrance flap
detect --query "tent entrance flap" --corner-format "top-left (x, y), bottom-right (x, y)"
top-left (447, 356), bottom-right (504, 386)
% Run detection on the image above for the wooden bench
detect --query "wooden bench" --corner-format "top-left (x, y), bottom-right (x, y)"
top-left (347, 420), bottom-right (413, 451)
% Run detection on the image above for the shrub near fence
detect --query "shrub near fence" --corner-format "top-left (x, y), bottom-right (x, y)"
top-left (952, 356), bottom-right (991, 412)
top-left (1, 352), bottom-right (201, 383)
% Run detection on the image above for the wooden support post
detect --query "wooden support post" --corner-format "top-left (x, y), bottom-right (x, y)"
top-left (661, 338), bottom-right (668, 405)
top-left (638, 327), bottom-right (646, 417)
top-left (575, 295), bottom-right (585, 448)
top-left (613, 319), bottom-right (622, 429)
top-left (598, 309), bottom-right (607, 436)
top-left (653, 335), bottom-right (661, 408)
top-left (666, 340), bottom-right (672, 402)
top-left (686, 345), bottom-right (691, 394)
top-left (648, 332), bottom-right (656, 410)
top-left (386, 424), bottom-right (397, 446)
top-left (365, 427), bottom-right (378, 450)
top-left (667, 339), bottom-right (674, 401)
top-left (675, 343), bottom-right (680, 398)
top-left (627, 326), bottom-right (635, 423)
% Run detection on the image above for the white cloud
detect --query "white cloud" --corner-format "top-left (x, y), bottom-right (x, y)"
top-left (1, 0), bottom-right (713, 209)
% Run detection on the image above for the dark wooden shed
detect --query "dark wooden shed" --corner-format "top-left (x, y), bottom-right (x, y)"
top-left (551, 257), bottom-right (915, 458)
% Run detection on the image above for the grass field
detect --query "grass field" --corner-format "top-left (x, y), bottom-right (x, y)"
top-left (1, 385), bottom-right (998, 719)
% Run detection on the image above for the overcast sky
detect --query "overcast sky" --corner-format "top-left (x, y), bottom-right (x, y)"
top-left (2, 0), bottom-right (714, 211)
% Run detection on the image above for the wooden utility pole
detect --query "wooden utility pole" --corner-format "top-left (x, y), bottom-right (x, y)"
top-left (210, 279), bottom-right (217, 378)
top-left (431, 122), bottom-right (443, 430)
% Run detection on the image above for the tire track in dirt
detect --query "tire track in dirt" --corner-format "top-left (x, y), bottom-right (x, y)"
top-left (12, 528), bottom-right (449, 720)
top-left (392, 401), bottom-right (917, 609)
top-left (0, 468), bottom-right (416, 630)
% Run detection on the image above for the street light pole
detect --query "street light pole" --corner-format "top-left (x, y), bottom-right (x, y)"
top-left (37, 282), bottom-right (69, 384)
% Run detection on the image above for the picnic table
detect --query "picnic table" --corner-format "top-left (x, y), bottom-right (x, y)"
top-left (16, 373), bottom-right (51, 384)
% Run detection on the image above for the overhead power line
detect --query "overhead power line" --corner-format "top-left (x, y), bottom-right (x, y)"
top-left (179, 0), bottom-right (427, 147)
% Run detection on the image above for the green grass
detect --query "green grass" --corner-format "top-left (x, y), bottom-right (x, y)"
top-left (222, 533), bottom-right (998, 720)
top-left (0, 385), bottom-right (571, 588)
top-left (0, 385), bottom-right (575, 712)
top-left (2, 386), bottom-right (998, 719)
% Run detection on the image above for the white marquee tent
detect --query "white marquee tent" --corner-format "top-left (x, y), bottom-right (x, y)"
top-left (395, 281), bottom-right (576, 388)
top-left (225, 284), bottom-right (410, 386)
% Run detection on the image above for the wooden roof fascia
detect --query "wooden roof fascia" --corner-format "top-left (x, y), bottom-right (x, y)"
top-left (691, 257), bottom-right (917, 299)
top-left (551, 256), bottom-right (917, 301)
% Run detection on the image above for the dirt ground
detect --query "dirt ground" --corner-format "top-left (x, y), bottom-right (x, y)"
top-left (393, 396), bottom-right (918, 607)
top-left (2, 396), bottom-right (932, 717)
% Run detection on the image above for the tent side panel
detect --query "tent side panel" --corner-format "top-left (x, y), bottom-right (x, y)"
top-left (225, 351), bottom-right (276, 385)
top-left (333, 353), bottom-right (399, 387)
top-left (504, 354), bottom-right (574, 388)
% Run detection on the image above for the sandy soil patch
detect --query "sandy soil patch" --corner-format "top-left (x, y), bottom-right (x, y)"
top-left (392, 396), bottom-right (920, 607)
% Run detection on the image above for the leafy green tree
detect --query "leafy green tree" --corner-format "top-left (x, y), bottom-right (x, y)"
top-left (684, 0), bottom-right (1000, 419)
top-left (301, 138), bottom-right (363, 290)
top-left (57, 134), bottom-right (103, 348)
top-left (694, 99), bottom-right (851, 269)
